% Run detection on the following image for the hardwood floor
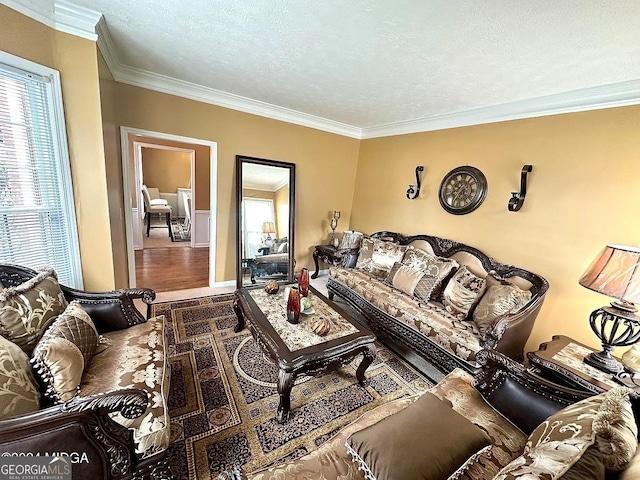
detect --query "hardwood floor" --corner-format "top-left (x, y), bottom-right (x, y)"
top-left (135, 247), bottom-right (209, 292)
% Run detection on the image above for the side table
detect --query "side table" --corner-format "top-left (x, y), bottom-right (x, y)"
top-left (311, 245), bottom-right (341, 279)
top-left (527, 335), bottom-right (640, 394)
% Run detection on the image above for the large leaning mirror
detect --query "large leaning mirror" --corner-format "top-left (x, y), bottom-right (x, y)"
top-left (236, 155), bottom-right (295, 288)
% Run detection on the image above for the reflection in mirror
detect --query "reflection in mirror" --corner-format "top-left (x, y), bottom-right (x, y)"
top-left (236, 156), bottom-right (295, 288)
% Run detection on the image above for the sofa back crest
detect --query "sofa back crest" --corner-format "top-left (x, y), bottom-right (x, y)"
top-left (369, 231), bottom-right (548, 298)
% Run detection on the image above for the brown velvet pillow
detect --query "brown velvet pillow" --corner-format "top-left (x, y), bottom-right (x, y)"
top-left (346, 392), bottom-right (491, 480)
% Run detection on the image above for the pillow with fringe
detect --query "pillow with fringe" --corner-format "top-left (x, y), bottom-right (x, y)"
top-left (493, 387), bottom-right (637, 480)
top-left (0, 268), bottom-right (67, 355)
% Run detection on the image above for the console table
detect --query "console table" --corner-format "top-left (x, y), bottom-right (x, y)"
top-left (527, 335), bottom-right (640, 394)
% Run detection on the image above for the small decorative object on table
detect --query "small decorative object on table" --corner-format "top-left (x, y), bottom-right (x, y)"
top-left (310, 316), bottom-right (331, 336)
top-left (578, 244), bottom-right (640, 373)
top-left (286, 287), bottom-right (301, 324)
top-left (264, 280), bottom-right (279, 294)
top-left (298, 267), bottom-right (310, 296)
top-left (329, 210), bottom-right (341, 246)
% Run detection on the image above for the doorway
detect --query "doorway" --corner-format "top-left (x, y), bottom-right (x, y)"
top-left (120, 127), bottom-right (218, 292)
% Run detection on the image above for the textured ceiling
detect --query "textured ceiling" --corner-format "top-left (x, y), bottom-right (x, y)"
top-left (62, 1), bottom-right (640, 129)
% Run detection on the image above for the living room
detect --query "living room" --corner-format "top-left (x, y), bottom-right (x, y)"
top-left (1, 1), bottom-right (640, 479)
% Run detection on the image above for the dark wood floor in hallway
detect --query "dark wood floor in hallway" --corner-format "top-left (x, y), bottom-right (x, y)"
top-left (135, 247), bottom-right (209, 292)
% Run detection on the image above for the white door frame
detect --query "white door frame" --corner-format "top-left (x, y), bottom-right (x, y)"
top-left (133, 141), bottom-right (196, 249)
top-left (120, 126), bottom-right (218, 288)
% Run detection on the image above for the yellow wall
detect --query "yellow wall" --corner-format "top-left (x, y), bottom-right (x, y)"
top-left (98, 52), bottom-right (128, 288)
top-left (352, 105), bottom-right (640, 354)
top-left (116, 83), bottom-right (361, 282)
top-left (0, 6), bottom-right (115, 290)
top-left (274, 183), bottom-right (290, 240)
top-left (141, 148), bottom-right (191, 194)
top-left (128, 135), bottom-right (210, 210)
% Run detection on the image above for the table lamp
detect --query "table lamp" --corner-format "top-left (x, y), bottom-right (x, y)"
top-left (579, 244), bottom-right (640, 373)
top-left (262, 221), bottom-right (276, 246)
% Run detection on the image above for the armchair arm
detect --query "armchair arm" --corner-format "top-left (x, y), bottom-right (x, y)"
top-left (61, 286), bottom-right (156, 334)
top-left (0, 389), bottom-right (148, 479)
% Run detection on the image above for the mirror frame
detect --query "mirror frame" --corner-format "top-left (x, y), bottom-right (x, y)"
top-left (236, 155), bottom-right (296, 288)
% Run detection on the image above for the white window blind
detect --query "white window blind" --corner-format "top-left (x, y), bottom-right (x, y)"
top-left (0, 58), bottom-right (82, 288)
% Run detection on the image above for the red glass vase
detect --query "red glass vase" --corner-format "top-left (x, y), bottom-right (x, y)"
top-left (298, 268), bottom-right (310, 297)
top-left (286, 287), bottom-right (301, 324)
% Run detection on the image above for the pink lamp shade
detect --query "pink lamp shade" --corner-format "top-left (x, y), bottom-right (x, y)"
top-left (579, 244), bottom-right (640, 308)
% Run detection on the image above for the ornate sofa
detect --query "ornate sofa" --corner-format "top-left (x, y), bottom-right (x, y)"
top-left (222, 350), bottom-right (640, 480)
top-left (0, 264), bottom-right (173, 480)
top-left (327, 231), bottom-right (549, 375)
top-left (251, 237), bottom-right (290, 283)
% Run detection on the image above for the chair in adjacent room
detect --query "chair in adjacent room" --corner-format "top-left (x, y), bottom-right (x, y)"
top-left (142, 184), bottom-right (173, 240)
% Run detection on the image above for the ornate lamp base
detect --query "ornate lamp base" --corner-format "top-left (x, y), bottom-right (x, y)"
top-left (584, 350), bottom-right (622, 374)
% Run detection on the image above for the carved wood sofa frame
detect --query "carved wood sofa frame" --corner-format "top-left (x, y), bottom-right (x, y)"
top-left (327, 231), bottom-right (550, 376)
top-left (0, 264), bottom-right (173, 480)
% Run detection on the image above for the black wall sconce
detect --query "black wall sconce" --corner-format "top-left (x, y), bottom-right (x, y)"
top-left (508, 164), bottom-right (533, 212)
top-left (406, 166), bottom-right (424, 200)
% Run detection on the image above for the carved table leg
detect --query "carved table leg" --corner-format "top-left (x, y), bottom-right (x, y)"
top-left (356, 344), bottom-right (376, 386)
top-left (311, 248), bottom-right (320, 279)
top-left (276, 370), bottom-right (296, 423)
top-left (233, 296), bottom-right (245, 333)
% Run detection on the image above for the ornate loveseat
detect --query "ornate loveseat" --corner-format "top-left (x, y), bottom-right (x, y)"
top-left (251, 237), bottom-right (289, 283)
top-left (0, 264), bottom-right (172, 480)
top-left (328, 231), bottom-right (549, 375)
top-left (223, 350), bottom-right (640, 480)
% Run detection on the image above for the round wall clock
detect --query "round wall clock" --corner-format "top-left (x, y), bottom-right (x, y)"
top-left (439, 166), bottom-right (488, 215)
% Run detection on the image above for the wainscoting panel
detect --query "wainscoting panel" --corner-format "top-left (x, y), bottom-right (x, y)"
top-left (195, 210), bottom-right (210, 247)
top-left (132, 207), bottom-right (142, 250)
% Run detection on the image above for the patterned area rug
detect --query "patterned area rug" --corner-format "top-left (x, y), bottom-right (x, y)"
top-left (171, 219), bottom-right (190, 242)
top-left (152, 294), bottom-right (433, 479)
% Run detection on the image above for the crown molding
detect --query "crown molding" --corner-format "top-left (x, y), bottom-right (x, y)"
top-left (2, 0), bottom-right (54, 28)
top-left (54, 0), bottom-right (100, 41)
top-left (360, 80), bottom-right (640, 139)
top-left (112, 64), bottom-right (362, 138)
top-left (6, 1), bottom-right (640, 140)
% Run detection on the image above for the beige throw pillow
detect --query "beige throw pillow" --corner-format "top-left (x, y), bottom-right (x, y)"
top-left (31, 301), bottom-right (99, 403)
top-left (385, 262), bottom-right (426, 297)
top-left (472, 274), bottom-right (531, 337)
top-left (401, 247), bottom-right (459, 302)
top-left (0, 335), bottom-right (40, 419)
top-left (355, 238), bottom-right (407, 277)
top-left (0, 268), bottom-right (68, 355)
top-left (442, 266), bottom-right (487, 319)
top-left (494, 387), bottom-right (637, 480)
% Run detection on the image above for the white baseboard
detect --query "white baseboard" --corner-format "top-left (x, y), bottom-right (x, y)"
top-left (213, 280), bottom-right (236, 288)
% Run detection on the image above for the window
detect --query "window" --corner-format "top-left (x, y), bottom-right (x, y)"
top-left (0, 54), bottom-right (82, 288)
top-left (242, 198), bottom-right (274, 259)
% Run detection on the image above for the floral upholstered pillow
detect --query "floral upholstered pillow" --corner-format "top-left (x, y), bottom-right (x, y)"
top-left (31, 301), bottom-right (99, 402)
top-left (0, 335), bottom-right (40, 419)
top-left (442, 266), bottom-right (487, 320)
top-left (494, 387), bottom-right (638, 480)
top-left (472, 274), bottom-right (531, 337)
top-left (401, 247), bottom-right (459, 302)
top-left (0, 268), bottom-right (68, 355)
top-left (355, 238), bottom-right (406, 277)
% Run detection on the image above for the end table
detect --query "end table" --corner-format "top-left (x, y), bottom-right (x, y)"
top-left (311, 245), bottom-right (340, 279)
top-left (527, 335), bottom-right (640, 394)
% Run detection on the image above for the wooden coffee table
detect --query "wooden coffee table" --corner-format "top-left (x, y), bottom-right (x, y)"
top-left (233, 284), bottom-right (376, 423)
